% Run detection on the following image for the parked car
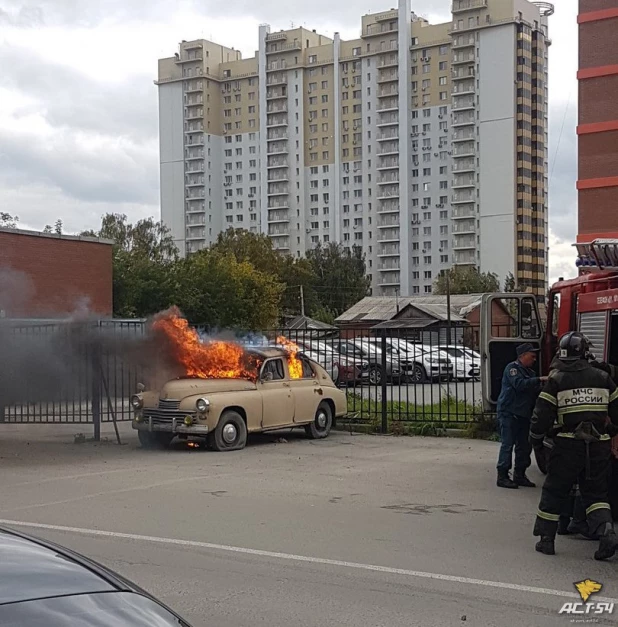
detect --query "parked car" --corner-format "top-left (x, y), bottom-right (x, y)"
top-left (365, 337), bottom-right (453, 383)
top-left (334, 338), bottom-right (401, 385)
top-left (296, 339), bottom-right (370, 385)
top-left (132, 346), bottom-right (347, 451)
top-left (0, 525), bottom-right (193, 626)
top-left (437, 345), bottom-right (481, 380)
top-left (294, 345), bottom-right (339, 384)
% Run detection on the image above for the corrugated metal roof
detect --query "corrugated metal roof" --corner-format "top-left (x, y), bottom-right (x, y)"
top-left (284, 315), bottom-right (337, 330)
top-left (409, 303), bottom-right (467, 322)
top-left (336, 294), bottom-right (482, 323)
top-left (371, 318), bottom-right (436, 330)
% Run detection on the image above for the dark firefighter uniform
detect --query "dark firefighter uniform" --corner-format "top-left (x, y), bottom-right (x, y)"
top-left (530, 333), bottom-right (618, 560)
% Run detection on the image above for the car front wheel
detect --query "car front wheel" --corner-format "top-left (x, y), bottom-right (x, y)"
top-left (209, 410), bottom-right (247, 452)
top-left (411, 364), bottom-right (427, 383)
top-left (138, 431), bottom-right (174, 450)
top-left (305, 402), bottom-right (333, 440)
top-left (369, 366), bottom-right (383, 385)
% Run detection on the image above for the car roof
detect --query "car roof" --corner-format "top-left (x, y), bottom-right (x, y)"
top-left (246, 346), bottom-right (289, 359)
top-left (0, 527), bottom-right (121, 605)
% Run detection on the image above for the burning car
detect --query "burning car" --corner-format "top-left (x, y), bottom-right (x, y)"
top-left (130, 314), bottom-right (347, 451)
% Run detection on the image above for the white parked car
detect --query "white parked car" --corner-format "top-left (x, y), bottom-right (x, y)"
top-left (434, 345), bottom-right (481, 381)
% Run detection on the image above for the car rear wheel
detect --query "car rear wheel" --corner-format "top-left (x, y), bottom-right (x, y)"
top-left (138, 431), bottom-right (174, 450)
top-left (210, 410), bottom-right (247, 452)
top-left (305, 402), bottom-right (333, 440)
top-left (369, 366), bottom-right (383, 385)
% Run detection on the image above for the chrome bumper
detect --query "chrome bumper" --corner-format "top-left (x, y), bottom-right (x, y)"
top-left (132, 417), bottom-right (209, 435)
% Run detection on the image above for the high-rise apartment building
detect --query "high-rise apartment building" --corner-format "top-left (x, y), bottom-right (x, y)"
top-left (157, 0), bottom-right (552, 298)
top-left (577, 1), bottom-right (618, 243)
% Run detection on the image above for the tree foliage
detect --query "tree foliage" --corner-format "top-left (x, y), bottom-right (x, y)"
top-left (433, 266), bottom-right (500, 295)
top-left (504, 272), bottom-right (516, 293)
top-left (0, 213), bottom-right (19, 229)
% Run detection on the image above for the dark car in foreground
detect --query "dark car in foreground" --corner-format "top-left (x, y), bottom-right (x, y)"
top-left (0, 526), bottom-right (192, 626)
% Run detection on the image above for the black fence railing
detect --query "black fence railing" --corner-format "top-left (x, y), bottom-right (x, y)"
top-left (1, 319), bottom-right (498, 434)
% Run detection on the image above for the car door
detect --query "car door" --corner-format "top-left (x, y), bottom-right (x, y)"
top-left (258, 358), bottom-right (295, 429)
top-left (291, 356), bottom-right (322, 424)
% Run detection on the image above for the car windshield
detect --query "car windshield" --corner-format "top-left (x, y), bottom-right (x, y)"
top-left (0, 592), bottom-right (189, 627)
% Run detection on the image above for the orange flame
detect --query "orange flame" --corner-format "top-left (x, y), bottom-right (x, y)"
top-left (152, 308), bottom-right (260, 380)
top-left (276, 336), bottom-right (303, 379)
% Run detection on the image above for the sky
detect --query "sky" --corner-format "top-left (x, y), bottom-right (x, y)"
top-left (0, 0), bottom-right (578, 283)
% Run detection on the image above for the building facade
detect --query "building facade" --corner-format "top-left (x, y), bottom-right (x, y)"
top-left (157, 0), bottom-right (552, 299)
top-left (577, 0), bottom-right (618, 242)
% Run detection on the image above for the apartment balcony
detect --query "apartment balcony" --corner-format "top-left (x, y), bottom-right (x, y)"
top-left (185, 179), bottom-right (205, 188)
top-left (267, 74), bottom-right (287, 86)
top-left (452, 159), bottom-right (475, 173)
top-left (365, 21), bottom-right (398, 37)
top-left (186, 205), bottom-right (205, 214)
top-left (452, 220), bottom-right (476, 235)
top-left (378, 55), bottom-right (399, 68)
top-left (267, 184), bottom-right (289, 196)
top-left (185, 152), bottom-right (204, 161)
top-left (377, 245), bottom-right (400, 256)
top-left (377, 113), bottom-right (399, 127)
top-left (452, 176), bottom-right (475, 189)
top-left (377, 217), bottom-right (400, 228)
top-left (267, 103), bottom-right (287, 113)
top-left (266, 88), bottom-right (287, 100)
top-left (267, 173), bottom-right (289, 182)
top-left (186, 227), bottom-right (206, 239)
top-left (377, 70), bottom-right (399, 84)
top-left (452, 235), bottom-right (476, 250)
top-left (452, 68), bottom-right (475, 81)
top-left (268, 210), bottom-right (290, 223)
top-left (452, 113), bottom-right (475, 127)
top-left (453, 142), bottom-right (476, 158)
top-left (184, 82), bottom-right (203, 93)
top-left (266, 41), bottom-right (302, 54)
top-left (452, 129), bottom-right (475, 142)
top-left (377, 174), bottom-right (399, 185)
top-left (452, 51), bottom-right (476, 65)
top-left (267, 115), bottom-right (288, 128)
top-left (267, 143), bottom-right (289, 155)
top-left (268, 225), bottom-right (290, 236)
top-left (377, 158), bottom-right (399, 170)
top-left (453, 250), bottom-right (477, 265)
top-left (377, 97), bottom-right (399, 112)
top-left (267, 131), bottom-right (288, 141)
top-left (378, 274), bottom-right (401, 286)
top-left (452, 97), bottom-right (475, 111)
top-left (267, 61), bottom-right (287, 72)
top-left (452, 35), bottom-right (476, 49)
top-left (185, 110), bottom-right (203, 121)
top-left (175, 52), bottom-right (203, 64)
top-left (186, 217), bottom-right (206, 226)
top-left (452, 82), bottom-right (475, 96)
top-left (267, 159), bottom-right (289, 169)
top-left (377, 230), bottom-right (400, 243)
top-left (268, 200), bottom-right (289, 209)
top-left (185, 137), bottom-right (204, 147)
top-left (452, 206), bottom-right (476, 220)
top-left (377, 129), bottom-right (399, 141)
top-left (377, 260), bottom-right (400, 271)
top-left (377, 201), bottom-right (399, 213)
top-left (377, 142), bottom-right (399, 156)
top-left (184, 125), bottom-right (204, 133)
top-left (377, 186), bottom-right (400, 200)
top-left (452, 0), bottom-right (487, 12)
top-left (185, 165), bottom-right (205, 174)
top-left (452, 191), bottom-right (475, 204)
top-left (378, 86), bottom-right (399, 98)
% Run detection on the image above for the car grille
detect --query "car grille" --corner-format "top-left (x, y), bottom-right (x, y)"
top-left (158, 399), bottom-right (180, 411)
top-left (144, 408), bottom-right (196, 423)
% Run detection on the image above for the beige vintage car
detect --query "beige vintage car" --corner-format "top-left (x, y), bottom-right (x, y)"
top-left (131, 347), bottom-right (347, 451)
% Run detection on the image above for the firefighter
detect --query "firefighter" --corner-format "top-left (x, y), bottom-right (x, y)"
top-left (530, 331), bottom-right (618, 560)
top-left (496, 343), bottom-right (547, 489)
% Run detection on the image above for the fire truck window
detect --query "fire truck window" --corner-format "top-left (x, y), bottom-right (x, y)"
top-left (493, 298), bottom-right (519, 338)
top-left (551, 292), bottom-right (560, 336)
top-left (521, 298), bottom-right (541, 339)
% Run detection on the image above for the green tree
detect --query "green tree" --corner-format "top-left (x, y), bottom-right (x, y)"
top-left (211, 228), bottom-right (281, 274)
top-left (176, 251), bottom-right (282, 330)
top-left (306, 243), bottom-right (370, 316)
top-left (0, 212), bottom-right (19, 229)
top-left (504, 272), bottom-right (517, 293)
top-left (54, 219), bottom-right (63, 235)
top-left (433, 266), bottom-right (500, 295)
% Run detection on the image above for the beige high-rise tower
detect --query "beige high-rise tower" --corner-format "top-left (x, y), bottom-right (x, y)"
top-left (156, 0), bottom-right (552, 299)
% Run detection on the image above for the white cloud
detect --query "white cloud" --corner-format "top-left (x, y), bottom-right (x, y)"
top-left (0, 0), bottom-right (579, 283)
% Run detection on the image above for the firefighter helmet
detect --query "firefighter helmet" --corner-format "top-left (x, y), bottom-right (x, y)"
top-left (558, 331), bottom-right (592, 361)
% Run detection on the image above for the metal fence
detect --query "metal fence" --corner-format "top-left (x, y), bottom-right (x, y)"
top-left (1, 318), bottom-right (491, 436)
top-left (0, 319), bottom-right (147, 438)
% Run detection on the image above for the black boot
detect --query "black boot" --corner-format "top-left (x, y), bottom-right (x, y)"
top-left (557, 516), bottom-right (572, 535)
top-left (497, 471), bottom-right (518, 489)
top-left (566, 519), bottom-right (598, 540)
top-left (535, 536), bottom-right (555, 555)
top-left (514, 473), bottom-right (536, 488)
top-left (594, 523), bottom-right (618, 561)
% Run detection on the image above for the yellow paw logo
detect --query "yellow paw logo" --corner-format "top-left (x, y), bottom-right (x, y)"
top-left (575, 579), bottom-right (603, 603)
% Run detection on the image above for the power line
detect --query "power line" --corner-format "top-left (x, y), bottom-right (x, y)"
top-left (549, 90), bottom-right (572, 185)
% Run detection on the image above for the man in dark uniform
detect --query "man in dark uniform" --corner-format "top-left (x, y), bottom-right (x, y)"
top-left (496, 343), bottom-right (547, 489)
top-left (530, 332), bottom-right (618, 560)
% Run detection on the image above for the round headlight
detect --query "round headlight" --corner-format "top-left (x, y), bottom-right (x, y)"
top-left (196, 398), bottom-right (210, 413)
top-left (130, 394), bottom-right (143, 410)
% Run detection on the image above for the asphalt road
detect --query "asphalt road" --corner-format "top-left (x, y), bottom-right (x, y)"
top-left (0, 423), bottom-right (616, 627)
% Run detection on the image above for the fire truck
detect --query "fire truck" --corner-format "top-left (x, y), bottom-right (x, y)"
top-left (480, 239), bottom-right (618, 518)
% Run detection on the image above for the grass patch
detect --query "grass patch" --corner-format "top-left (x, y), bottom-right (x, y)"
top-left (343, 393), bottom-right (497, 440)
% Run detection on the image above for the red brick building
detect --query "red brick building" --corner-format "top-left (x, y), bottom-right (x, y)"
top-left (0, 228), bottom-right (113, 318)
top-left (577, 1), bottom-right (618, 242)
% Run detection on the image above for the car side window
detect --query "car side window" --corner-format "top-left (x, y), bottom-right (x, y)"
top-left (300, 357), bottom-right (315, 379)
top-left (262, 358), bottom-right (285, 381)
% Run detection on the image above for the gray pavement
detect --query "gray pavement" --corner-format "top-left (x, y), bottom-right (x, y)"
top-left (0, 422), bottom-right (616, 626)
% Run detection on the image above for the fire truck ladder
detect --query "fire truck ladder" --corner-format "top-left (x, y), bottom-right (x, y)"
top-left (575, 239), bottom-right (618, 271)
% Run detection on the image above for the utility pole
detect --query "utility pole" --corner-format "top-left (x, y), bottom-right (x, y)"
top-left (445, 270), bottom-right (452, 346)
top-left (395, 289), bottom-right (399, 313)
top-left (300, 285), bottom-right (305, 317)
